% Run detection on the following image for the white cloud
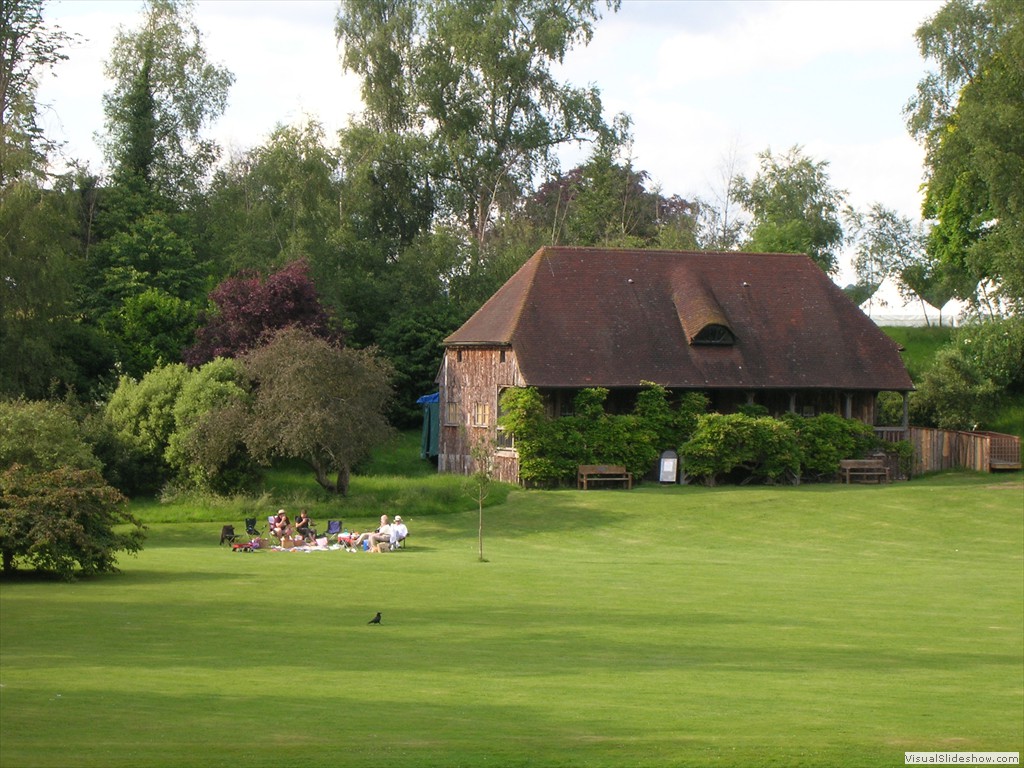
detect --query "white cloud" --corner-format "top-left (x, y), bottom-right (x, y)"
top-left (556, 0), bottom-right (941, 219)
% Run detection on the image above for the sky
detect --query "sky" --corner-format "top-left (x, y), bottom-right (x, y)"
top-left (37, 0), bottom-right (946, 284)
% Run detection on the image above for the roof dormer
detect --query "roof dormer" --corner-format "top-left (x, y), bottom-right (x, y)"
top-left (672, 275), bottom-right (737, 346)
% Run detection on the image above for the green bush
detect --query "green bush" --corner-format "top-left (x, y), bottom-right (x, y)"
top-left (164, 358), bottom-right (257, 494)
top-left (502, 387), bottom-right (904, 487)
top-left (0, 398), bottom-right (102, 473)
top-left (679, 413), bottom-right (801, 486)
top-left (781, 413), bottom-right (878, 479)
top-left (909, 317), bottom-right (1024, 431)
top-left (105, 364), bottom-right (189, 494)
top-left (500, 384), bottom-right (707, 486)
top-left (0, 464), bottom-right (145, 579)
top-left (875, 391), bottom-right (906, 426)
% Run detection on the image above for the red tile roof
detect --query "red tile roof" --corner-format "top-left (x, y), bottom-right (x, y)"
top-left (445, 247), bottom-right (913, 391)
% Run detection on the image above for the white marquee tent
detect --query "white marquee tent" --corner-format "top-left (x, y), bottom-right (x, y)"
top-left (859, 277), bottom-right (941, 327)
top-left (939, 296), bottom-right (969, 327)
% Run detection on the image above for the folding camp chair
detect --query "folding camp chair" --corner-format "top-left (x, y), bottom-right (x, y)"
top-left (324, 520), bottom-right (342, 537)
top-left (245, 518), bottom-right (263, 537)
top-left (219, 525), bottom-right (238, 545)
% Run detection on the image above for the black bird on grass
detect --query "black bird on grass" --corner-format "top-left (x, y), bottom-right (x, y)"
top-left (368, 612), bottom-right (382, 625)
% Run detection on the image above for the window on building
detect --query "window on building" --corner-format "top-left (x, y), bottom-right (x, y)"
top-left (444, 400), bottom-right (459, 426)
top-left (692, 324), bottom-right (736, 345)
top-left (496, 388), bottom-right (514, 449)
top-left (496, 426), bottom-right (514, 449)
top-left (473, 402), bottom-right (490, 427)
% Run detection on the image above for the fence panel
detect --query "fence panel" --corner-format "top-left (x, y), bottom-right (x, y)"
top-left (874, 427), bottom-right (1020, 475)
top-left (909, 427), bottom-right (997, 475)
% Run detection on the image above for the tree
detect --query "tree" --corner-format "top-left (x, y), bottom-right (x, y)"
top-left (845, 203), bottom-right (923, 288)
top-left (0, 398), bottom-right (101, 473)
top-left (165, 357), bottom-right (255, 493)
top-left (694, 142), bottom-right (746, 251)
top-left (82, 0), bottom-right (231, 375)
top-left (911, 315), bottom-right (1024, 430)
top-left (336, 122), bottom-right (434, 260)
top-left (318, 122), bottom-right (439, 350)
top-left (0, 399), bottom-right (142, 578)
top-left (0, 0), bottom-right (72, 187)
top-left (0, 2), bottom-right (101, 399)
top-left (336, 0), bottom-right (619, 247)
top-left (515, 119), bottom-right (697, 251)
top-left (375, 303), bottom-right (462, 427)
top-left (103, 358), bottom-right (258, 494)
top-left (521, 139), bottom-right (696, 249)
top-left (206, 119), bottom-right (345, 275)
top-left (464, 432), bottom-right (494, 562)
top-left (0, 463), bottom-right (143, 578)
top-left (101, 0), bottom-right (234, 205)
top-left (241, 327), bottom-right (395, 495)
top-left (0, 179), bottom-right (87, 399)
top-left (104, 362), bottom-right (189, 494)
top-left (842, 202), bottom-right (960, 312)
top-left (184, 259), bottom-right (339, 366)
top-left (906, 0), bottom-right (1024, 309)
top-left (733, 145), bottom-right (847, 275)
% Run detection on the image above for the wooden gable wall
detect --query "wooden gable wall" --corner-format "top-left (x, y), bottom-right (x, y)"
top-left (437, 345), bottom-right (524, 484)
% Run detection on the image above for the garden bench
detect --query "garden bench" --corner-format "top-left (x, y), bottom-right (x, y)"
top-left (577, 464), bottom-right (633, 490)
top-left (839, 458), bottom-right (890, 484)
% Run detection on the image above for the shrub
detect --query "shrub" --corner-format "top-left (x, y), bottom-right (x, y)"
top-left (910, 317), bottom-right (1024, 430)
top-left (0, 464), bottom-right (145, 579)
top-left (104, 363), bottom-right (189, 494)
top-left (499, 385), bottom-right (707, 486)
top-left (911, 345), bottom-right (1002, 430)
top-left (781, 413), bottom-right (878, 479)
top-left (0, 398), bottom-right (102, 473)
top-left (165, 358), bottom-right (257, 494)
top-left (679, 413), bottom-right (801, 486)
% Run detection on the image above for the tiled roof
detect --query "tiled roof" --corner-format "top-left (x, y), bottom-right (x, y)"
top-left (445, 247), bottom-right (913, 391)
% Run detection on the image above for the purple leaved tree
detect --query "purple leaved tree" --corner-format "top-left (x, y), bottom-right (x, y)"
top-left (184, 260), bottom-right (339, 365)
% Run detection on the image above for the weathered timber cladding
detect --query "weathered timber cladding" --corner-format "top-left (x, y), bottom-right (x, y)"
top-left (438, 345), bottom-right (524, 484)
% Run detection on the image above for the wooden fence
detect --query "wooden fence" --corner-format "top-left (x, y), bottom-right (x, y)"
top-left (875, 427), bottom-right (1021, 476)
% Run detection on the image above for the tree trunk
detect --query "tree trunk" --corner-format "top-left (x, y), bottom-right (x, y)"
top-left (336, 465), bottom-right (350, 497)
top-left (311, 460), bottom-right (337, 493)
top-left (478, 498), bottom-right (484, 562)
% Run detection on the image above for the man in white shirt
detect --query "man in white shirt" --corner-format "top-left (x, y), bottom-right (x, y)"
top-left (389, 515), bottom-right (409, 550)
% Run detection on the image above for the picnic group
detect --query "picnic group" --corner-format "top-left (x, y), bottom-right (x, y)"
top-left (267, 510), bottom-right (408, 553)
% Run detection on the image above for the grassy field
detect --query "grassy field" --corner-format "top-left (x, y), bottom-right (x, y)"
top-left (1, 462), bottom-right (1021, 767)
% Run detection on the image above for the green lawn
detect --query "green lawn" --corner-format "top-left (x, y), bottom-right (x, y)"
top-left (1, 474), bottom-right (1022, 767)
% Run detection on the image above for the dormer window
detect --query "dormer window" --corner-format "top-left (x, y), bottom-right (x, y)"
top-left (672, 277), bottom-right (736, 348)
top-left (692, 323), bottom-right (736, 346)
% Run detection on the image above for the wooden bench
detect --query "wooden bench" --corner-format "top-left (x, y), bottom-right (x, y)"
top-left (577, 464), bottom-right (633, 490)
top-left (839, 458), bottom-right (890, 484)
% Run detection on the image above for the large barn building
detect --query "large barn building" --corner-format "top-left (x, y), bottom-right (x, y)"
top-left (437, 247), bottom-right (914, 484)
